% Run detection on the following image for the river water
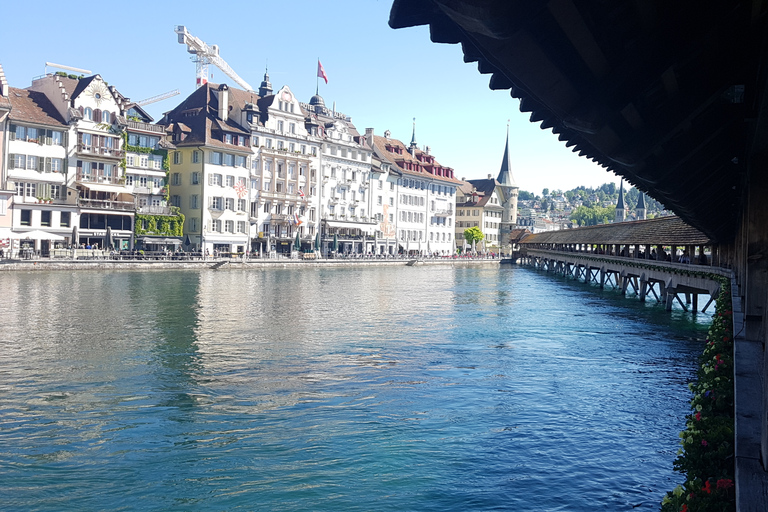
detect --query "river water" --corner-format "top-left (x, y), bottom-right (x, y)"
top-left (0, 265), bottom-right (708, 511)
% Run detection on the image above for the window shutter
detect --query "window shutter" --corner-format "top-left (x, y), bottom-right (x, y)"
top-left (62, 158), bottom-right (68, 173)
top-left (77, 160), bottom-right (82, 172)
top-left (79, 106), bottom-right (84, 116)
top-left (77, 132), bottom-right (83, 146)
top-left (38, 158), bottom-right (45, 172)
top-left (9, 125), bottom-right (16, 140)
top-left (45, 157), bottom-right (52, 173)
top-left (63, 131), bottom-right (68, 147)
top-left (111, 112), bottom-right (116, 124)
top-left (94, 109), bottom-right (101, 123)
top-left (8, 154), bottom-right (15, 170)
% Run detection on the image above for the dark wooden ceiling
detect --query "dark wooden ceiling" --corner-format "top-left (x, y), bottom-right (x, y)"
top-left (390, 0), bottom-right (768, 242)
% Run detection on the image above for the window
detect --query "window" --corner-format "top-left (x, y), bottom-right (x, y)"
top-left (190, 195), bottom-right (199, 209)
top-left (191, 172), bottom-right (200, 185)
top-left (225, 220), bottom-right (234, 233)
top-left (20, 210), bottom-right (31, 226)
top-left (224, 153), bottom-right (235, 166)
top-left (237, 221), bottom-right (246, 233)
top-left (251, 178), bottom-right (260, 189)
top-left (140, 155), bottom-right (148, 168)
top-left (263, 180), bottom-right (271, 191)
top-left (289, 123), bottom-right (296, 134)
top-left (50, 185), bottom-right (61, 199)
top-left (238, 136), bottom-right (246, 146)
top-left (212, 220), bottom-right (221, 232)
top-left (59, 211), bottom-right (71, 228)
top-left (192, 151), bottom-right (201, 163)
top-left (210, 152), bottom-right (222, 165)
top-left (277, 121), bottom-right (284, 132)
top-left (266, 139), bottom-right (272, 149)
top-left (209, 174), bottom-right (223, 186)
top-left (210, 197), bottom-right (223, 210)
top-left (235, 155), bottom-right (246, 167)
top-left (289, 143), bottom-right (295, 152)
top-left (84, 107), bottom-right (93, 120)
top-left (277, 140), bottom-right (284, 150)
top-left (153, 177), bottom-right (163, 189)
top-left (173, 152), bottom-right (181, 165)
top-left (226, 175), bottom-right (235, 187)
top-left (225, 198), bottom-right (234, 210)
top-left (171, 195), bottom-right (181, 207)
top-left (172, 173), bottom-right (181, 186)
top-left (189, 218), bottom-right (199, 232)
top-left (238, 199), bottom-right (246, 211)
top-left (225, 134), bottom-right (233, 145)
top-left (253, 136), bottom-right (260, 147)
top-left (102, 111), bottom-right (111, 123)
top-left (264, 202), bottom-right (271, 213)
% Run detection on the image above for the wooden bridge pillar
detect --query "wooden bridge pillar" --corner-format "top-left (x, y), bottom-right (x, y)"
top-left (599, 266), bottom-right (606, 289)
top-left (639, 273), bottom-right (648, 302)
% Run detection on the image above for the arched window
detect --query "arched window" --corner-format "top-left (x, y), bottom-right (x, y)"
top-left (84, 107), bottom-right (93, 121)
top-left (102, 111), bottom-right (110, 123)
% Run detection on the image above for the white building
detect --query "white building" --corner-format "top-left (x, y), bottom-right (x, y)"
top-left (370, 128), bottom-right (460, 255)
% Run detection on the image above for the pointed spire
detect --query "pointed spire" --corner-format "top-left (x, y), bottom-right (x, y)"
top-left (258, 64), bottom-right (272, 97)
top-left (496, 121), bottom-right (517, 188)
top-left (637, 191), bottom-right (646, 209)
top-left (410, 117), bottom-right (417, 149)
top-left (616, 180), bottom-right (625, 210)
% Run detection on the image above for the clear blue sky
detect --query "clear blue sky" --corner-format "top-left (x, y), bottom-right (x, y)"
top-left (1, 0), bottom-right (621, 196)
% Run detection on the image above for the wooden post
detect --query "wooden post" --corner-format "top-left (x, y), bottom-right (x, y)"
top-left (639, 273), bottom-right (648, 302)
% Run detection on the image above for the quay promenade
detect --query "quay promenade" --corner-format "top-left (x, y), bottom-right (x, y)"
top-left (0, 253), bottom-right (501, 272)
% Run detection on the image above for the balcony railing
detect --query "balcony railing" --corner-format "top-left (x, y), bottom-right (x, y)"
top-left (76, 144), bottom-right (125, 159)
top-left (433, 209), bottom-right (454, 217)
top-left (78, 198), bottom-right (135, 211)
top-left (77, 173), bottom-right (123, 185)
top-left (136, 205), bottom-right (172, 215)
top-left (126, 120), bottom-right (165, 134)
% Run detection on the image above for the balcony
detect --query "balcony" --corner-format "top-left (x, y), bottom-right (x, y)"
top-left (126, 120), bottom-right (165, 134)
top-left (77, 173), bottom-right (123, 185)
top-left (433, 209), bottom-right (454, 217)
top-left (78, 198), bottom-right (135, 211)
top-left (136, 205), bottom-right (173, 215)
top-left (271, 213), bottom-right (290, 223)
top-left (76, 144), bottom-right (124, 159)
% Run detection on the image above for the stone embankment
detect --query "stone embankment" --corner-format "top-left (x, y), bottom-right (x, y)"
top-left (0, 258), bottom-right (501, 272)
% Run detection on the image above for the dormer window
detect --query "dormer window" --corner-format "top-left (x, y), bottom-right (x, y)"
top-left (225, 133), bottom-right (233, 144)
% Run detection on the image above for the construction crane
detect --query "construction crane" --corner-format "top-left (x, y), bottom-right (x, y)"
top-left (174, 25), bottom-right (254, 92)
top-left (135, 89), bottom-right (180, 107)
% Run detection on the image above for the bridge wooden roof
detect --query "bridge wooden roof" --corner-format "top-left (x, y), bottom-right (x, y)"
top-left (389, 0), bottom-right (768, 242)
top-left (519, 216), bottom-right (712, 246)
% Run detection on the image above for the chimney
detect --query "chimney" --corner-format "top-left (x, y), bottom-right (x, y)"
top-left (488, 174), bottom-right (492, 179)
top-left (218, 84), bottom-right (229, 122)
top-left (365, 127), bottom-right (374, 148)
top-left (425, 145), bottom-right (431, 155)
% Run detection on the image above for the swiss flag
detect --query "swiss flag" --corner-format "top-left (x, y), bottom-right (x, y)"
top-left (317, 60), bottom-right (328, 84)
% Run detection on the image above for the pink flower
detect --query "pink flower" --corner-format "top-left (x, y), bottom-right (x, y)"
top-left (695, 412), bottom-right (701, 421)
top-left (702, 439), bottom-right (708, 446)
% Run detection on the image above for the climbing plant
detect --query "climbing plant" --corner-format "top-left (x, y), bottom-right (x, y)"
top-left (134, 209), bottom-right (185, 237)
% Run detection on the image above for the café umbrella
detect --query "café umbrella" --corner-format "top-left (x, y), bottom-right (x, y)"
top-left (332, 233), bottom-right (338, 253)
top-left (105, 226), bottom-right (113, 250)
top-left (294, 231), bottom-right (301, 252)
top-left (71, 225), bottom-right (79, 246)
top-left (314, 231), bottom-right (321, 252)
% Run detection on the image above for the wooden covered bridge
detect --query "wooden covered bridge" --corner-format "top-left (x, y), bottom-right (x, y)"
top-left (517, 216), bottom-right (731, 313)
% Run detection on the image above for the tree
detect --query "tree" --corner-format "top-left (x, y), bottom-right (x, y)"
top-left (542, 188), bottom-right (550, 197)
top-left (463, 226), bottom-right (485, 246)
top-left (518, 190), bottom-right (534, 200)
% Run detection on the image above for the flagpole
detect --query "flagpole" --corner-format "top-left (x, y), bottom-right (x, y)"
top-left (316, 57), bottom-right (319, 94)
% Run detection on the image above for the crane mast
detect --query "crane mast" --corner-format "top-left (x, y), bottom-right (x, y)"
top-left (174, 25), bottom-right (254, 92)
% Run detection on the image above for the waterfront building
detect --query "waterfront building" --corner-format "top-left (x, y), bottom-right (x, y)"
top-left (370, 127), bottom-right (460, 255)
top-left (3, 78), bottom-right (73, 256)
top-left (251, 82), bottom-right (321, 254)
top-left (301, 92), bottom-right (374, 255)
top-left (0, 67), bottom-right (12, 252)
top-left (27, 73), bottom-right (136, 250)
top-left (365, 128), bottom-right (401, 255)
top-left (161, 83), bottom-right (252, 255)
top-left (455, 176), bottom-right (504, 251)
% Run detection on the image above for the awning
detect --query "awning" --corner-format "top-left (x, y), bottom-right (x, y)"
top-left (324, 220), bottom-right (376, 234)
top-left (79, 183), bottom-right (133, 194)
top-left (138, 237), bottom-right (183, 245)
top-left (14, 229), bottom-right (66, 241)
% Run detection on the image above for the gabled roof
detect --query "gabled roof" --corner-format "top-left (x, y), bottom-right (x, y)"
top-left (371, 134), bottom-right (462, 184)
top-left (7, 87), bottom-right (67, 127)
top-left (457, 178), bottom-right (501, 208)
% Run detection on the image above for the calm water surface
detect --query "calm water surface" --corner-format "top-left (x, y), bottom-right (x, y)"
top-left (0, 266), bottom-right (708, 511)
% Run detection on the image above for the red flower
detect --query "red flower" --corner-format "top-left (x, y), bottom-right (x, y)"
top-left (695, 412), bottom-right (701, 421)
top-left (716, 479), bottom-right (734, 490)
top-left (681, 505), bottom-right (688, 512)
top-left (702, 480), bottom-right (712, 494)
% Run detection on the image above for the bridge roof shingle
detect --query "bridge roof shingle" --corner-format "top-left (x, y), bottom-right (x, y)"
top-left (520, 216), bottom-right (712, 246)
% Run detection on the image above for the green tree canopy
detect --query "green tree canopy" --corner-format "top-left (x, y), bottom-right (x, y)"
top-left (542, 188), bottom-right (550, 197)
top-left (569, 205), bottom-right (615, 226)
top-left (463, 226), bottom-right (485, 244)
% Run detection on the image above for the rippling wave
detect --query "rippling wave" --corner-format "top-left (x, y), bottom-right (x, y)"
top-left (0, 267), bottom-right (708, 511)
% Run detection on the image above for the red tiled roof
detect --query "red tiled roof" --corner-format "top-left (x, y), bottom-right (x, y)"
top-left (372, 134), bottom-right (462, 184)
top-left (7, 87), bottom-right (66, 127)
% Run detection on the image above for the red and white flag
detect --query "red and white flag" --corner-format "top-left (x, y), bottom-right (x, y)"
top-left (298, 187), bottom-right (305, 198)
top-left (317, 60), bottom-right (328, 84)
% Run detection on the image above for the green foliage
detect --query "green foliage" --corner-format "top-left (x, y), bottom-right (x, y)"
top-left (518, 190), bottom-right (535, 201)
top-left (569, 205), bottom-right (615, 226)
top-left (542, 188), bottom-right (550, 197)
top-left (134, 212), bottom-right (185, 237)
top-left (463, 226), bottom-right (484, 244)
top-left (661, 276), bottom-right (735, 512)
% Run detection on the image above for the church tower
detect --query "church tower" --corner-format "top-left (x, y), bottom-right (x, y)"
top-left (258, 67), bottom-right (273, 97)
top-left (615, 181), bottom-right (627, 223)
top-left (636, 192), bottom-right (647, 220)
top-left (497, 124), bottom-right (519, 246)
